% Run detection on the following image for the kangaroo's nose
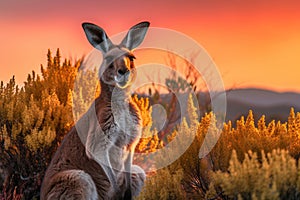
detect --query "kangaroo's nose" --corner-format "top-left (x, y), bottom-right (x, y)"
top-left (117, 68), bottom-right (129, 76)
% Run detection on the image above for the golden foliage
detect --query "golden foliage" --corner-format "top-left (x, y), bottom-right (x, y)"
top-left (137, 99), bottom-right (300, 199)
top-left (210, 149), bottom-right (300, 200)
top-left (25, 127), bottom-right (56, 152)
top-left (0, 125), bottom-right (10, 150)
top-left (0, 49), bottom-right (79, 199)
top-left (133, 94), bottom-right (165, 155)
top-left (137, 94), bottom-right (200, 199)
top-left (136, 168), bottom-right (185, 200)
top-left (131, 94), bottom-right (152, 128)
top-left (72, 68), bottom-right (99, 120)
top-left (2, 48), bottom-right (300, 199)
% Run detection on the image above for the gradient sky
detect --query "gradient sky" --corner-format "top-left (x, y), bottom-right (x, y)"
top-left (1, 0), bottom-right (300, 92)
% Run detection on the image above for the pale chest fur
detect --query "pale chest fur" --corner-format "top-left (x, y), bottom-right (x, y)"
top-left (98, 99), bottom-right (142, 149)
top-left (111, 100), bottom-right (142, 145)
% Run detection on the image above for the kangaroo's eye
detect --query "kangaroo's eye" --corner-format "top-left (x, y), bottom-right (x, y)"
top-left (128, 55), bottom-right (136, 62)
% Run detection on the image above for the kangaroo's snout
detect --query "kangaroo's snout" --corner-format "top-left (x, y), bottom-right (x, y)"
top-left (117, 68), bottom-right (129, 76)
top-left (114, 70), bottom-right (133, 88)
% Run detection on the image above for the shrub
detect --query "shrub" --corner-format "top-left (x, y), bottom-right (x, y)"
top-left (0, 49), bottom-right (78, 199)
top-left (209, 149), bottom-right (300, 200)
top-left (0, 49), bottom-right (159, 199)
top-left (2, 49), bottom-right (300, 199)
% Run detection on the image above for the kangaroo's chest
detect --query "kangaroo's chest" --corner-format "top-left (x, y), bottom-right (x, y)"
top-left (100, 101), bottom-right (142, 147)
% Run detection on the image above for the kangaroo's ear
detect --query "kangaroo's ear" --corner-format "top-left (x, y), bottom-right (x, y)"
top-left (82, 22), bottom-right (113, 53)
top-left (120, 21), bottom-right (150, 50)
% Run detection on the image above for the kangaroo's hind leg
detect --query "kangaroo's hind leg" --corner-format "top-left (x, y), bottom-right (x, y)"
top-left (44, 170), bottom-right (98, 200)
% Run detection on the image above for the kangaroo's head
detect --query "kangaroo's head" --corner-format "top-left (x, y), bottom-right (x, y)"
top-left (82, 21), bottom-right (150, 89)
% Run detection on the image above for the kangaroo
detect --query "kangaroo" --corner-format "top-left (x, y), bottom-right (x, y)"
top-left (40, 21), bottom-right (150, 200)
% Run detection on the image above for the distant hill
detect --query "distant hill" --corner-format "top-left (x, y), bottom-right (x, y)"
top-left (226, 88), bottom-right (300, 108)
top-left (144, 88), bottom-right (300, 131)
top-left (225, 88), bottom-right (300, 123)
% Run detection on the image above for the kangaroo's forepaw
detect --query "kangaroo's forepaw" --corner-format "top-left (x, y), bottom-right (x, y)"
top-left (131, 165), bottom-right (146, 197)
top-left (123, 188), bottom-right (132, 200)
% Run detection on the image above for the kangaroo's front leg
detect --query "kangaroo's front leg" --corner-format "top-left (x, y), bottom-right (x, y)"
top-left (101, 151), bottom-right (118, 192)
top-left (86, 145), bottom-right (118, 194)
top-left (123, 149), bottom-right (134, 200)
top-left (85, 117), bottom-right (118, 195)
top-left (122, 144), bottom-right (146, 198)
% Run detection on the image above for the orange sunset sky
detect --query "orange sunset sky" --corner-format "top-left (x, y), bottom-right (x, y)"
top-left (0, 0), bottom-right (300, 92)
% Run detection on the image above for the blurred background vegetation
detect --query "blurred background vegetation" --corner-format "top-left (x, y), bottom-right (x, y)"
top-left (1, 49), bottom-right (300, 200)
